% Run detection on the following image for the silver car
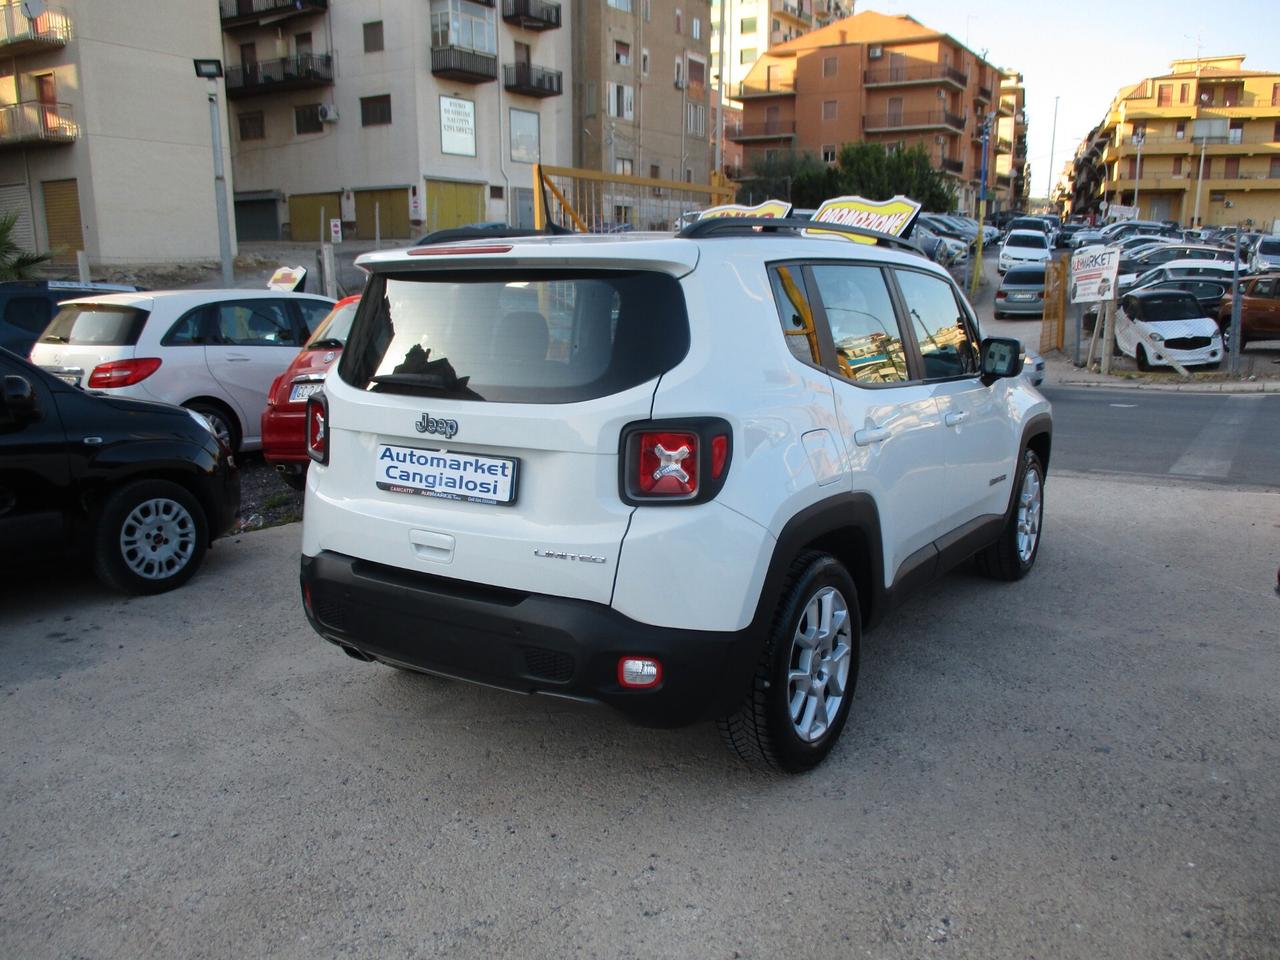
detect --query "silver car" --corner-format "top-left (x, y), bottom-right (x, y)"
top-left (994, 264), bottom-right (1046, 318)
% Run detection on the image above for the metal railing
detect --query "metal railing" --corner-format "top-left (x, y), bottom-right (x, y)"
top-left (864, 64), bottom-right (967, 86)
top-left (431, 45), bottom-right (499, 81)
top-left (501, 0), bottom-right (561, 28)
top-left (0, 99), bottom-right (77, 147)
top-left (225, 54), bottom-right (334, 95)
top-left (738, 76), bottom-right (794, 97)
top-left (0, 3), bottom-right (71, 50)
top-left (532, 163), bottom-right (734, 233)
top-left (941, 157), bottom-right (964, 174)
top-left (863, 110), bottom-right (965, 131)
top-left (503, 63), bottom-right (562, 96)
top-left (727, 120), bottom-right (796, 139)
top-left (218, 0), bottom-right (327, 20)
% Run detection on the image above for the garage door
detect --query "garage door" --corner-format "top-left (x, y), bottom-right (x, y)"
top-left (0, 183), bottom-right (35, 252)
top-left (353, 188), bottom-right (410, 240)
top-left (42, 178), bottom-right (83, 261)
top-left (424, 180), bottom-right (485, 233)
top-left (287, 192), bottom-right (341, 243)
top-left (235, 199), bottom-right (279, 241)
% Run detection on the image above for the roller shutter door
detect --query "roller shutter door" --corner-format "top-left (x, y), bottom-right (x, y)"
top-left (353, 188), bottom-right (410, 240)
top-left (423, 180), bottom-right (485, 233)
top-left (0, 183), bottom-right (35, 252)
top-left (287, 192), bottom-right (341, 242)
top-left (42, 179), bottom-right (83, 261)
top-left (235, 199), bottom-right (279, 241)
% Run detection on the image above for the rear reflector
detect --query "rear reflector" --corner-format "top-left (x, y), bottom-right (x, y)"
top-left (408, 244), bottom-right (513, 256)
top-left (87, 357), bottom-right (161, 388)
top-left (618, 657), bottom-right (662, 688)
top-left (634, 431), bottom-right (698, 498)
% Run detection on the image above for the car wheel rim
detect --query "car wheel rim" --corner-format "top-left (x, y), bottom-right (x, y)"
top-left (786, 585), bottom-right (853, 744)
top-left (120, 497), bottom-right (196, 580)
top-left (1016, 463), bottom-right (1042, 564)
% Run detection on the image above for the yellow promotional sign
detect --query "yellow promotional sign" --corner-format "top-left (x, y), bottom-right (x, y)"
top-left (803, 194), bottom-right (922, 243)
top-left (698, 199), bottom-right (793, 220)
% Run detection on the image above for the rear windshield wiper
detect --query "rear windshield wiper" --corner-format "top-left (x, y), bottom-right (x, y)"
top-left (368, 373), bottom-right (484, 400)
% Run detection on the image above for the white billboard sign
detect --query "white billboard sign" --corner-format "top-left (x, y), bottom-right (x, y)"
top-left (440, 96), bottom-right (476, 157)
top-left (1070, 245), bottom-right (1121, 303)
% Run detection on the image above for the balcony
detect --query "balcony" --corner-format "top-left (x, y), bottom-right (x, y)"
top-left (863, 110), bottom-right (965, 134)
top-left (503, 62), bottom-right (562, 98)
top-left (0, 4), bottom-right (70, 56)
top-left (977, 84), bottom-right (993, 102)
top-left (0, 100), bottom-right (78, 150)
top-left (995, 137), bottom-right (1012, 154)
top-left (738, 76), bottom-right (795, 98)
top-left (502, 0), bottom-right (561, 30)
top-left (431, 45), bottom-right (498, 83)
top-left (996, 173), bottom-right (1011, 188)
top-left (864, 64), bottom-right (967, 90)
top-left (772, 0), bottom-right (813, 24)
top-left (726, 120), bottom-right (796, 142)
top-left (941, 157), bottom-right (964, 176)
top-left (225, 54), bottom-right (334, 100)
top-left (219, 0), bottom-right (328, 31)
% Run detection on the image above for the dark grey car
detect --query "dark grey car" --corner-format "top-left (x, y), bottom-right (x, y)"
top-left (994, 265), bottom-right (1046, 318)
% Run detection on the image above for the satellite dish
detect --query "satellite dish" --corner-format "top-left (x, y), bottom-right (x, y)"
top-left (22, 0), bottom-right (48, 19)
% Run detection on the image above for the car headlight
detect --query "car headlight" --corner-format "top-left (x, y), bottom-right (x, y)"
top-left (1149, 333), bottom-right (1165, 343)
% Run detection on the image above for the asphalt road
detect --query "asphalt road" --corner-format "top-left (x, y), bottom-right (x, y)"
top-left (3, 469), bottom-right (1279, 958)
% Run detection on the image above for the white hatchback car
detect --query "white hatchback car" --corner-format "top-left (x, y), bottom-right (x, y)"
top-left (30, 290), bottom-right (335, 451)
top-left (1115, 289), bottom-right (1224, 370)
top-left (998, 230), bottom-right (1052, 273)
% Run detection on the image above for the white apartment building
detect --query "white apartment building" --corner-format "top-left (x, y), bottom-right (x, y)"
top-left (0, 0), bottom-right (234, 265)
top-left (709, 0), bottom-right (847, 104)
top-left (224, 0), bottom-right (572, 242)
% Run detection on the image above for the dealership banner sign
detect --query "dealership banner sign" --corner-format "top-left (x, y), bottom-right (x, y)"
top-left (698, 199), bottom-right (793, 220)
top-left (803, 194), bottom-right (923, 243)
top-left (1070, 245), bottom-right (1121, 303)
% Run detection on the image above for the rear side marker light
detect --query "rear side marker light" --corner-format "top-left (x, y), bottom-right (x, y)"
top-left (87, 357), bottom-right (161, 388)
top-left (619, 657), bottom-right (662, 689)
top-left (711, 435), bottom-right (729, 480)
top-left (306, 395), bottom-right (328, 464)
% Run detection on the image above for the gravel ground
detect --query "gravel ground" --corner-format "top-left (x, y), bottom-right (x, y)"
top-left (232, 454), bottom-right (304, 532)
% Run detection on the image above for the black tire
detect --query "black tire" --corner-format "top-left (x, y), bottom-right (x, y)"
top-left (92, 479), bottom-right (210, 595)
top-left (185, 401), bottom-right (241, 454)
top-left (1136, 345), bottom-right (1151, 371)
top-left (993, 311), bottom-right (1004, 320)
top-left (719, 552), bottom-right (861, 773)
top-left (975, 448), bottom-right (1044, 582)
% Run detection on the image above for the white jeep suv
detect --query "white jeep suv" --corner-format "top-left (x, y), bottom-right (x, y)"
top-left (300, 220), bottom-right (1052, 772)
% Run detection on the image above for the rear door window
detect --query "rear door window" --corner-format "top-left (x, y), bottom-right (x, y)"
top-left (894, 269), bottom-right (979, 380)
top-left (339, 270), bottom-right (689, 403)
top-left (807, 264), bottom-right (909, 384)
top-left (212, 300), bottom-right (298, 346)
top-left (40, 304), bottom-right (150, 346)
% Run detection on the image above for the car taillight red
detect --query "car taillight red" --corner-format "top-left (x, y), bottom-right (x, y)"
top-left (266, 373), bottom-right (284, 407)
top-left (306, 395), bottom-right (328, 464)
top-left (995, 290), bottom-right (1008, 300)
top-left (86, 357), bottom-right (161, 388)
top-left (634, 431), bottom-right (699, 497)
top-left (622, 420), bottom-right (732, 504)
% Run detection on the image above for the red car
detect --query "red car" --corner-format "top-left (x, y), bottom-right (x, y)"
top-left (262, 295), bottom-right (360, 487)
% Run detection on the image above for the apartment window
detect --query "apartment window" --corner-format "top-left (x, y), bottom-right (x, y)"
top-left (1225, 157), bottom-right (1240, 179)
top-left (585, 80), bottom-right (597, 117)
top-left (641, 49), bottom-right (649, 76)
top-left (295, 103), bottom-right (323, 135)
top-left (490, 185), bottom-right (503, 199)
top-left (615, 158), bottom-right (634, 176)
top-left (1210, 191), bottom-right (1226, 202)
top-left (1275, 120), bottom-right (1280, 140)
top-left (1229, 119), bottom-right (1244, 144)
top-left (615, 40), bottom-right (630, 65)
top-left (1132, 121), bottom-right (1146, 139)
top-left (1270, 157), bottom-right (1280, 178)
top-left (643, 0), bottom-right (650, 21)
top-left (1127, 157), bottom-right (1140, 179)
top-left (295, 31), bottom-right (313, 57)
top-left (674, 58), bottom-right (683, 87)
top-left (360, 94), bottom-right (392, 127)
top-left (772, 18), bottom-right (780, 32)
top-left (1200, 159), bottom-right (1211, 179)
top-left (740, 48), bottom-right (757, 64)
top-left (821, 144), bottom-right (836, 163)
top-left (238, 111), bottom-right (264, 141)
top-left (607, 0), bottom-right (633, 9)
top-left (1157, 83), bottom-right (1171, 107)
top-left (1173, 155), bottom-right (1183, 176)
top-left (1223, 83), bottom-right (1243, 107)
top-left (687, 57), bottom-right (705, 90)
top-left (740, 16), bottom-right (756, 33)
top-left (363, 20), bottom-right (384, 52)
top-left (674, 8), bottom-right (682, 33)
top-left (649, 163), bottom-right (660, 180)
top-left (606, 82), bottom-right (635, 120)
top-left (430, 0), bottom-right (496, 53)
top-left (1176, 120), bottom-right (1186, 140)
top-left (822, 99), bottom-right (837, 120)
top-left (1179, 82), bottom-right (1189, 104)
top-left (510, 108), bottom-right (540, 163)
top-left (1273, 83), bottom-right (1280, 106)
top-left (692, 18), bottom-right (701, 40)
top-left (823, 56), bottom-right (837, 78)
top-left (687, 102), bottom-right (705, 136)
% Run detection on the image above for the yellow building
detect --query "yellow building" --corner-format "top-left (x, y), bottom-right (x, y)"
top-left (1075, 55), bottom-right (1280, 229)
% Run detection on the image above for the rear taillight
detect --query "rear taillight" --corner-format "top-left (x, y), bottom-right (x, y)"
top-left (621, 419), bottom-right (732, 505)
top-left (87, 358), bottom-right (161, 388)
top-left (995, 290), bottom-right (1008, 300)
top-left (306, 394), bottom-right (328, 464)
top-left (266, 373), bottom-right (284, 407)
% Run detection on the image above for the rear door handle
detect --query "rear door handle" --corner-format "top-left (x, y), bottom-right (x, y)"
top-left (226, 355), bottom-right (251, 362)
top-left (853, 426), bottom-right (890, 446)
top-left (944, 411), bottom-right (969, 428)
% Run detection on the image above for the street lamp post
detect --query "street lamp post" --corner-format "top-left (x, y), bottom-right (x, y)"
top-left (194, 59), bottom-right (233, 287)
top-left (970, 113), bottom-right (993, 298)
top-left (1045, 95), bottom-right (1060, 202)
top-left (1132, 130), bottom-right (1145, 217)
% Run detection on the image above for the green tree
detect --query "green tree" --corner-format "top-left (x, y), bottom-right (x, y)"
top-left (0, 211), bottom-right (51, 280)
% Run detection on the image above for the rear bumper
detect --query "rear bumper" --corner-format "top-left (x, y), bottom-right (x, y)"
top-left (300, 550), bottom-right (760, 727)
top-left (261, 407), bottom-right (307, 464)
top-left (996, 299), bottom-right (1044, 316)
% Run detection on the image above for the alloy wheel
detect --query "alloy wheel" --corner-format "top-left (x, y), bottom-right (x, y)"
top-left (786, 586), bottom-right (854, 743)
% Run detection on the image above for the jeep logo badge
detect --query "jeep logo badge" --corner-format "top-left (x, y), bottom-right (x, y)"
top-left (415, 413), bottom-right (458, 439)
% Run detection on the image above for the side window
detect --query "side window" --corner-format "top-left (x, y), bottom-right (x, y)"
top-left (1255, 278), bottom-right (1277, 298)
top-left (164, 307), bottom-right (208, 346)
top-left (895, 269), bottom-right (979, 380)
top-left (809, 264), bottom-right (908, 383)
top-left (4, 297), bottom-right (53, 334)
top-left (768, 264), bottom-right (822, 366)
top-left (213, 300), bottom-right (296, 346)
top-left (297, 299), bottom-right (333, 336)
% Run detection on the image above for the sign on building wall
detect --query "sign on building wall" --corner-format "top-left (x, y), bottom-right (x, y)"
top-left (440, 96), bottom-right (476, 157)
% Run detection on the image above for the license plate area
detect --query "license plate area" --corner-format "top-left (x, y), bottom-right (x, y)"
top-left (289, 382), bottom-right (324, 403)
top-left (375, 443), bottom-right (519, 506)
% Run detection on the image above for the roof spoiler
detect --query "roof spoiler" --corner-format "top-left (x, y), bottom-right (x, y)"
top-left (414, 223), bottom-right (574, 246)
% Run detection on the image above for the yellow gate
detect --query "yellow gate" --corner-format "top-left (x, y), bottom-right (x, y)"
top-left (354, 188), bottom-right (410, 240)
top-left (423, 179), bottom-right (485, 232)
top-left (533, 165), bottom-right (735, 233)
top-left (288, 192), bottom-right (341, 243)
top-left (1039, 257), bottom-right (1069, 354)
top-left (42, 178), bottom-right (82, 261)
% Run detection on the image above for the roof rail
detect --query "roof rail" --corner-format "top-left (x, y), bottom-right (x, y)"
top-left (676, 216), bottom-right (923, 255)
top-left (413, 223), bottom-right (572, 246)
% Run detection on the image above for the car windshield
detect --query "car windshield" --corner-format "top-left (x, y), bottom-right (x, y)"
top-left (1006, 234), bottom-right (1047, 249)
top-left (1139, 295), bottom-right (1203, 322)
top-left (40, 303), bottom-right (150, 346)
top-left (1258, 240), bottom-right (1280, 256)
top-left (1004, 268), bottom-right (1045, 284)
top-left (305, 299), bottom-right (359, 346)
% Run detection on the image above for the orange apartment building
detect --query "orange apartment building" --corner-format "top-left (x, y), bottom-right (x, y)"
top-left (727, 11), bottom-right (1024, 214)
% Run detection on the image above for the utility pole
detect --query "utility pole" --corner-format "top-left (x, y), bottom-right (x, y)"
top-left (970, 112), bottom-right (993, 298)
top-left (714, 0), bottom-right (726, 175)
top-left (1132, 129), bottom-right (1145, 217)
top-left (1192, 136), bottom-right (1208, 228)
top-left (1229, 229), bottom-right (1243, 374)
top-left (1045, 95), bottom-right (1060, 204)
top-left (194, 59), bottom-right (233, 286)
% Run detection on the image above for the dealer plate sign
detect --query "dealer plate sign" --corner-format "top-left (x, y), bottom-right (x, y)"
top-left (376, 444), bottom-right (518, 506)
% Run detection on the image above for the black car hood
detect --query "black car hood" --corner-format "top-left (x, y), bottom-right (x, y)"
top-left (87, 391), bottom-right (187, 419)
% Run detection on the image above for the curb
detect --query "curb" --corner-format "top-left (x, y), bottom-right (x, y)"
top-left (1056, 377), bottom-right (1280, 394)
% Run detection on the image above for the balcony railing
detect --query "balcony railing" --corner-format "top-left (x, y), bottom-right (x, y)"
top-left (0, 100), bottom-right (78, 149)
top-left (977, 84), bottom-right (993, 102)
top-left (727, 120), bottom-right (796, 141)
top-left (219, 0), bottom-right (328, 29)
top-left (864, 110), bottom-right (965, 133)
top-left (503, 62), bottom-right (562, 97)
top-left (0, 4), bottom-right (70, 56)
top-left (864, 64), bottom-right (967, 89)
top-left (773, 0), bottom-right (813, 23)
top-left (995, 137), bottom-right (1012, 153)
top-left (431, 45), bottom-right (498, 83)
top-left (502, 0), bottom-right (561, 30)
top-left (738, 76), bottom-right (795, 97)
top-left (941, 157), bottom-right (964, 175)
top-left (225, 54), bottom-right (335, 99)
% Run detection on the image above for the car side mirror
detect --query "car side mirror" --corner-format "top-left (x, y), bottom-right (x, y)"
top-left (980, 338), bottom-right (1023, 385)
top-left (2, 374), bottom-right (39, 423)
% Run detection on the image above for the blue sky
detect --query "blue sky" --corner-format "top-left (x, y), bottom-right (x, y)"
top-left (859, 0), bottom-right (1280, 196)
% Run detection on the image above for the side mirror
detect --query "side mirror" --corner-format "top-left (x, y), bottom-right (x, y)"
top-left (980, 337), bottom-right (1023, 385)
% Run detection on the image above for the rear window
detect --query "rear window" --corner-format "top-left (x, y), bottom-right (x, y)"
top-left (40, 303), bottom-right (149, 346)
top-left (1009, 219), bottom-right (1046, 233)
top-left (339, 270), bottom-right (689, 403)
top-left (1004, 268), bottom-right (1045, 285)
top-left (1138, 295), bottom-right (1202, 322)
top-left (306, 300), bottom-right (359, 346)
top-left (1258, 239), bottom-right (1280, 256)
top-left (1005, 234), bottom-right (1047, 249)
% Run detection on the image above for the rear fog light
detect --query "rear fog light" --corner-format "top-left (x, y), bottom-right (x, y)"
top-left (618, 657), bottom-right (662, 688)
